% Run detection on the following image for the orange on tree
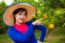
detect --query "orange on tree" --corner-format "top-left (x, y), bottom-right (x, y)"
top-left (48, 23), bottom-right (55, 29)
top-left (43, 15), bottom-right (48, 19)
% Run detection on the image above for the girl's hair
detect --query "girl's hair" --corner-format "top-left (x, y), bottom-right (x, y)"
top-left (13, 8), bottom-right (27, 15)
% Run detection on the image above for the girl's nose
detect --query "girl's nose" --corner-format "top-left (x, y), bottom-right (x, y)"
top-left (20, 14), bottom-right (25, 19)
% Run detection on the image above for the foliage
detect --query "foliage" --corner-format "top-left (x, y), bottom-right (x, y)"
top-left (0, 0), bottom-right (65, 43)
top-left (0, 2), bottom-right (8, 34)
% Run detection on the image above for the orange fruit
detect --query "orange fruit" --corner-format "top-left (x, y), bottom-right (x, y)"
top-left (48, 23), bottom-right (55, 29)
top-left (43, 15), bottom-right (48, 19)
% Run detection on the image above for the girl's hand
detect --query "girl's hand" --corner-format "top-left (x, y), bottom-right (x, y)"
top-left (37, 40), bottom-right (42, 43)
top-left (32, 20), bottom-right (41, 25)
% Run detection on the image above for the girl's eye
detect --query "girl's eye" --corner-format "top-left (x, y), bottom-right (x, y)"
top-left (19, 14), bottom-right (21, 15)
top-left (24, 14), bottom-right (27, 16)
top-left (19, 12), bottom-right (22, 15)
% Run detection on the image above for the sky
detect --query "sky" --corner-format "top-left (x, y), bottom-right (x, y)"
top-left (4, 0), bottom-right (14, 6)
top-left (1, 0), bottom-right (39, 6)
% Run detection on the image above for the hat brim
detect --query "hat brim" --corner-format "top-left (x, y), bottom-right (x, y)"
top-left (3, 3), bottom-right (36, 26)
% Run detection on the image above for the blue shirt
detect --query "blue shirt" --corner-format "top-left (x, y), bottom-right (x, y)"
top-left (8, 21), bottom-right (46, 43)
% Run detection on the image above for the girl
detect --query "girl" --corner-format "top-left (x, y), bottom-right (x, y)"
top-left (3, 3), bottom-right (46, 43)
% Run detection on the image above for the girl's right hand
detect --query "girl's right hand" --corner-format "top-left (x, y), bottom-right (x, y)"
top-left (32, 20), bottom-right (41, 25)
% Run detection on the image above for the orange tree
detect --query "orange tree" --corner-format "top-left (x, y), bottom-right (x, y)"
top-left (0, 0), bottom-right (65, 35)
top-left (43, 0), bottom-right (65, 35)
top-left (0, 2), bottom-right (8, 34)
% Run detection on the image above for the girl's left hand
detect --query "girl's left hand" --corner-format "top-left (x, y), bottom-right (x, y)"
top-left (37, 40), bottom-right (42, 43)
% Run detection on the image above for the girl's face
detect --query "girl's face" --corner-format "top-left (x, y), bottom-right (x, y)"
top-left (14, 11), bottom-right (26, 24)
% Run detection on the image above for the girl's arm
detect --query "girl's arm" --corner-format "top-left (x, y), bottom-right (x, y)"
top-left (8, 21), bottom-right (34, 42)
top-left (34, 24), bottom-right (46, 42)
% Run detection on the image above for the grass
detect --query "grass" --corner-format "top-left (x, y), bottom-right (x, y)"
top-left (0, 33), bottom-right (13, 43)
top-left (0, 30), bottom-right (65, 43)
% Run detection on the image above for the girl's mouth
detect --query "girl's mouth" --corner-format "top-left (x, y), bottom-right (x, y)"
top-left (20, 18), bottom-right (24, 21)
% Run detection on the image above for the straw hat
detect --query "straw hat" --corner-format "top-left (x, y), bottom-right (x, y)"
top-left (3, 3), bottom-right (36, 26)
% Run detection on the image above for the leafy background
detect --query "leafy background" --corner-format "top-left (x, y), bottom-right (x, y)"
top-left (0, 0), bottom-right (65, 43)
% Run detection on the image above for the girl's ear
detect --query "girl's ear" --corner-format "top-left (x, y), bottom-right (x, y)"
top-left (13, 14), bottom-right (16, 23)
top-left (13, 14), bottom-right (16, 17)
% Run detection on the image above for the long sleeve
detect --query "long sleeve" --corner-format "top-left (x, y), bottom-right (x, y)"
top-left (34, 25), bottom-right (46, 42)
top-left (8, 21), bottom-right (34, 42)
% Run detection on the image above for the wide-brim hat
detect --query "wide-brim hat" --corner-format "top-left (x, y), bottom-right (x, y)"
top-left (3, 2), bottom-right (36, 26)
